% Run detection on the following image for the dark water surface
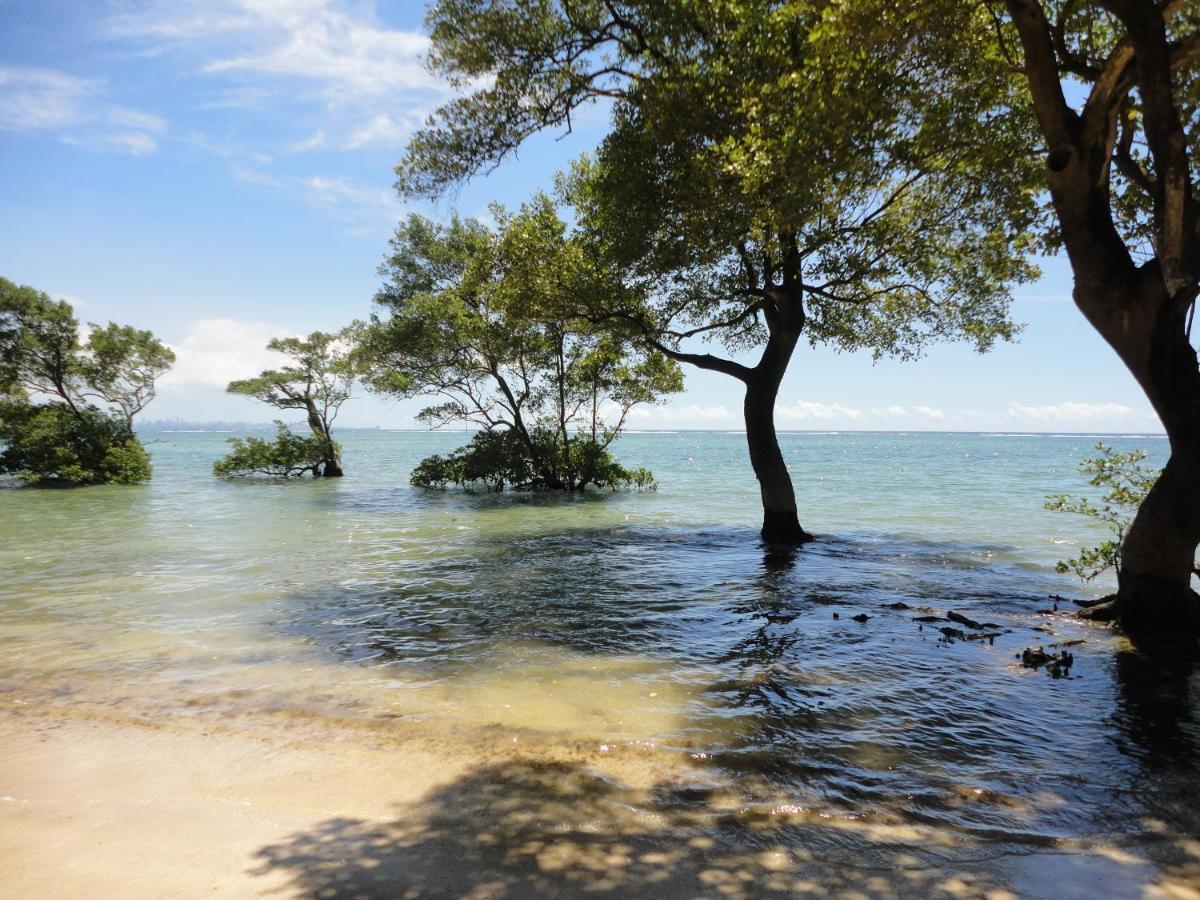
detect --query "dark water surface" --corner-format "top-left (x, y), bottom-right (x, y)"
top-left (2, 431), bottom-right (1198, 896)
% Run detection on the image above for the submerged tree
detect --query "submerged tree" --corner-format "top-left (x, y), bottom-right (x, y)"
top-left (364, 195), bottom-right (683, 491)
top-left (397, 0), bottom-right (1041, 542)
top-left (213, 423), bottom-right (330, 479)
top-left (0, 277), bottom-right (173, 485)
top-left (979, 0), bottom-right (1200, 639)
top-left (226, 328), bottom-right (360, 477)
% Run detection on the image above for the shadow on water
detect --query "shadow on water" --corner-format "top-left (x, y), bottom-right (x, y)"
top-left (260, 522), bottom-right (1200, 895)
top-left (1112, 646), bottom-right (1200, 763)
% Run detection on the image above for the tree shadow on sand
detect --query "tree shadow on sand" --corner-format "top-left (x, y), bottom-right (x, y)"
top-left (247, 757), bottom-right (1162, 900)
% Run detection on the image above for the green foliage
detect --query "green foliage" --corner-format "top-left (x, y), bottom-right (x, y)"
top-left (400, 1), bottom-right (1042, 368)
top-left (226, 328), bottom-right (360, 414)
top-left (410, 428), bottom-right (656, 492)
top-left (226, 326), bottom-right (362, 474)
top-left (82, 322), bottom-right (178, 426)
top-left (0, 278), bottom-right (175, 426)
top-left (0, 399), bottom-right (150, 485)
top-left (0, 277), bottom-right (171, 485)
top-left (364, 195), bottom-right (682, 491)
top-left (213, 423), bottom-right (330, 478)
top-left (1046, 444), bottom-right (1159, 583)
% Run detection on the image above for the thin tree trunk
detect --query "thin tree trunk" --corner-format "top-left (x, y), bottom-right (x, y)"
top-left (744, 328), bottom-right (812, 546)
top-left (305, 401), bottom-right (342, 477)
top-left (491, 367), bottom-right (562, 489)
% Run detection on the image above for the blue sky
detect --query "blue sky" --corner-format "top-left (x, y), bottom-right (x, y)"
top-left (0, 0), bottom-right (1168, 432)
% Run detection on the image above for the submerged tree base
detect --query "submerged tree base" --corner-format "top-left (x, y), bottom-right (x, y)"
top-left (1116, 578), bottom-right (1200, 649)
top-left (411, 429), bottom-right (655, 493)
top-left (214, 423), bottom-right (340, 479)
top-left (760, 511), bottom-right (813, 547)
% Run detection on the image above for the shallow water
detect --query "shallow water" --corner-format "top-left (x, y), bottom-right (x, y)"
top-left (2, 430), bottom-right (1198, 897)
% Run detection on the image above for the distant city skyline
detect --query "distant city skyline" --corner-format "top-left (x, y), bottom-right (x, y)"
top-left (0, 0), bottom-right (1173, 434)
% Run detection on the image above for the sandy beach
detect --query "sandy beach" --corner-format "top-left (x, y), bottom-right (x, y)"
top-left (4, 689), bottom-right (1198, 899)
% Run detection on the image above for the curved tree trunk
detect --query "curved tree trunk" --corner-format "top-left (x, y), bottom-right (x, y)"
top-left (1003, 0), bottom-right (1200, 651)
top-left (745, 327), bottom-right (812, 546)
top-left (305, 402), bottom-right (343, 477)
top-left (1109, 290), bottom-right (1200, 640)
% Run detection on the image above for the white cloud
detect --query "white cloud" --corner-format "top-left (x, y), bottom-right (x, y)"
top-left (67, 130), bottom-right (160, 156)
top-left (290, 129), bottom-right (328, 152)
top-left (109, 107), bottom-right (168, 133)
top-left (300, 174), bottom-right (398, 221)
top-left (109, 0), bottom-right (443, 150)
top-left (912, 405), bottom-right (946, 419)
top-left (1009, 401), bottom-right (1142, 423)
top-left (159, 318), bottom-right (290, 389)
top-left (342, 112), bottom-right (422, 149)
top-left (627, 404), bottom-right (739, 426)
top-left (0, 66), bottom-right (166, 155)
top-left (871, 404), bottom-right (944, 419)
top-left (0, 67), bottom-right (94, 131)
top-left (775, 401), bottom-right (864, 422)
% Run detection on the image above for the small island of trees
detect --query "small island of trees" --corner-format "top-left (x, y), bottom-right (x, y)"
top-left (0, 277), bottom-right (174, 485)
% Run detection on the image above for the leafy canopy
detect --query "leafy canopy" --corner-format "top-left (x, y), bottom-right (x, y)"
top-left (364, 193), bottom-right (682, 490)
top-left (0, 277), bottom-right (172, 485)
top-left (226, 327), bottom-right (360, 422)
top-left (0, 398), bottom-right (152, 485)
top-left (213, 423), bottom-right (332, 478)
top-left (401, 1), bottom-right (1042, 370)
top-left (409, 428), bottom-right (656, 492)
top-left (0, 277), bottom-right (174, 426)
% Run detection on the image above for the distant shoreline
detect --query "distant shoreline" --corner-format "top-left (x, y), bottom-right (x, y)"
top-left (139, 424), bottom-right (1169, 438)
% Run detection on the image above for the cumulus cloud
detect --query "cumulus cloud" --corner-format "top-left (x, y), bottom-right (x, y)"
top-left (159, 319), bottom-right (290, 389)
top-left (621, 396), bottom-right (1157, 431)
top-left (0, 66), bottom-right (166, 155)
top-left (1008, 401), bottom-right (1141, 423)
top-left (911, 405), bottom-right (946, 419)
top-left (775, 401), bottom-right (864, 422)
top-left (627, 404), bottom-right (739, 426)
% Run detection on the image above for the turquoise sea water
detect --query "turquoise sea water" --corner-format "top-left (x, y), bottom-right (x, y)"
top-left (2, 429), bottom-right (1198, 896)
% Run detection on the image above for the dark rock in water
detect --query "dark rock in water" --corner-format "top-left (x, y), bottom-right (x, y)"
top-left (832, 612), bottom-right (839, 620)
top-left (1077, 596), bottom-right (1118, 622)
top-left (883, 602), bottom-right (911, 610)
top-left (913, 615), bottom-right (943, 623)
top-left (851, 613), bottom-right (871, 623)
top-left (1019, 646), bottom-right (1075, 678)
top-left (947, 610), bottom-right (1001, 630)
top-left (940, 627), bottom-right (967, 641)
top-left (948, 610), bottom-right (984, 629)
top-left (1072, 596), bottom-right (1109, 609)
top-left (963, 630), bottom-right (1006, 642)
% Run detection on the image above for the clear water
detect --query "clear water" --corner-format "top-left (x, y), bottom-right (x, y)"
top-left (2, 430), bottom-right (1198, 896)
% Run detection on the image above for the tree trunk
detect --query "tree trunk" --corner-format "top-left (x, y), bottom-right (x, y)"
top-left (1002, 0), bottom-right (1199, 650)
top-left (1076, 274), bottom-right (1200, 643)
top-left (1120, 457), bottom-right (1200, 640)
top-left (744, 329), bottom-right (812, 546)
top-left (1110, 293), bottom-right (1200, 641)
top-left (305, 401), bottom-right (343, 477)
